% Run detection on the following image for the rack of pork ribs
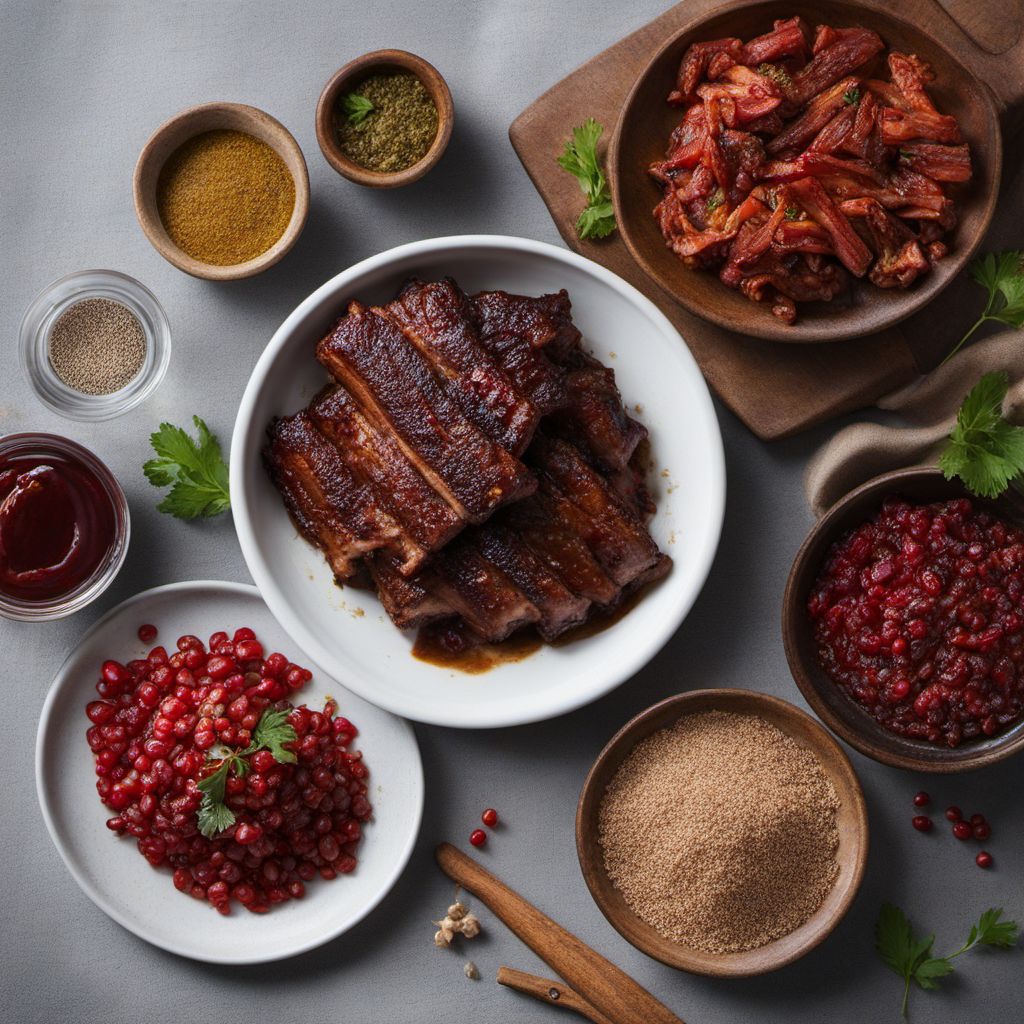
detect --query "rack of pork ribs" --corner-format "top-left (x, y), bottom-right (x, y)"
top-left (651, 17), bottom-right (972, 323)
top-left (264, 278), bottom-right (671, 651)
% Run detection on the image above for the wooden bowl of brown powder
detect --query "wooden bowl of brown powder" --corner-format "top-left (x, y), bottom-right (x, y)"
top-left (576, 689), bottom-right (868, 977)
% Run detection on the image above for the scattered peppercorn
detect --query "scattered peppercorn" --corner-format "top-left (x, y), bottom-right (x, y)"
top-left (334, 71), bottom-right (438, 173)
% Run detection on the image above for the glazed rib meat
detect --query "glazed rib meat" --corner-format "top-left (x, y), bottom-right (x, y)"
top-left (317, 301), bottom-right (536, 522)
top-left (308, 385), bottom-right (463, 562)
top-left (265, 412), bottom-right (417, 579)
top-left (267, 277), bottom-right (673, 652)
top-left (384, 278), bottom-right (540, 455)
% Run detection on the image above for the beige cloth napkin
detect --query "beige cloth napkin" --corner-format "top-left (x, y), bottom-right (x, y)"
top-left (804, 329), bottom-right (1024, 517)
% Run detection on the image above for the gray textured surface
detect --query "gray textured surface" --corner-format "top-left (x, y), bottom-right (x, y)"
top-left (1, 2), bottom-right (1021, 1022)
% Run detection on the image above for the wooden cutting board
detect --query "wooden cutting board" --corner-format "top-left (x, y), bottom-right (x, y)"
top-left (510, 0), bottom-right (1024, 439)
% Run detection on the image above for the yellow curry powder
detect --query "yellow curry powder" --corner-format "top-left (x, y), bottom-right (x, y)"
top-left (157, 129), bottom-right (295, 266)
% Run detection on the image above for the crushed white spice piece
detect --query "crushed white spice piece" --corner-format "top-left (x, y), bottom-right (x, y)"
top-left (433, 900), bottom-right (481, 948)
top-left (598, 710), bottom-right (840, 954)
top-left (463, 961), bottom-right (479, 980)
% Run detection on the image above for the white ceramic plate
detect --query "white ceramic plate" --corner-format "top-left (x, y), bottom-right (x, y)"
top-left (231, 236), bottom-right (725, 728)
top-left (35, 581), bottom-right (423, 964)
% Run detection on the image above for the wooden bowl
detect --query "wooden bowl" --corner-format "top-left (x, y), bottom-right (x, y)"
top-left (610, 0), bottom-right (1001, 343)
top-left (783, 467), bottom-right (1024, 771)
top-left (133, 102), bottom-right (309, 281)
top-left (315, 49), bottom-right (454, 188)
top-left (576, 689), bottom-right (868, 977)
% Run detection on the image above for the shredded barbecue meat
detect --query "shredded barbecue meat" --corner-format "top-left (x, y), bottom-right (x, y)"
top-left (652, 20), bottom-right (971, 322)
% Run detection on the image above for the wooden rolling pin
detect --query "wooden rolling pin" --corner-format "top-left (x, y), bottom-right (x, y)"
top-left (435, 843), bottom-right (685, 1024)
top-left (497, 966), bottom-right (617, 1024)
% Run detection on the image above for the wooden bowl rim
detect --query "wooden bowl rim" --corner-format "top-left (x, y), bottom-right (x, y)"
top-left (783, 465), bottom-right (1024, 771)
top-left (575, 687), bottom-right (869, 977)
top-left (132, 101), bottom-right (310, 282)
top-left (314, 48), bottom-right (454, 189)
top-left (609, 0), bottom-right (1003, 344)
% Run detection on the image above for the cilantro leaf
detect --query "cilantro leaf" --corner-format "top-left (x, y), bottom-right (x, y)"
top-left (341, 92), bottom-right (375, 126)
top-left (194, 708), bottom-right (300, 837)
top-left (939, 372), bottom-right (1024, 498)
top-left (876, 904), bottom-right (1020, 1019)
top-left (557, 119), bottom-right (616, 241)
top-left (250, 708), bottom-right (297, 764)
top-left (843, 88), bottom-right (861, 105)
top-left (945, 250), bottom-right (1024, 362)
top-left (144, 416), bottom-right (230, 519)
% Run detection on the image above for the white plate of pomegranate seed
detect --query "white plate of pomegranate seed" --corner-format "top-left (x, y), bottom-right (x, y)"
top-left (35, 580), bottom-right (423, 963)
top-left (231, 235), bottom-right (726, 728)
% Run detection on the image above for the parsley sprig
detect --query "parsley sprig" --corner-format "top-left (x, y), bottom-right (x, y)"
top-left (143, 416), bottom-right (230, 519)
top-left (196, 709), bottom-right (297, 838)
top-left (876, 904), bottom-right (1019, 1019)
top-left (341, 92), bottom-right (375, 126)
top-left (557, 118), bottom-right (616, 241)
top-left (939, 371), bottom-right (1024, 499)
top-left (944, 250), bottom-right (1024, 363)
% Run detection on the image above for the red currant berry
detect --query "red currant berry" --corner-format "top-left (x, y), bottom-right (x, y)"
top-left (912, 791), bottom-right (930, 808)
top-left (912, 815), bottom-right (933, 832)
top-left (969, 812), bottom-right (986, 827)
top-left (976, 851), bottom-right (993, 869)
top-left (469, 829), bottom-right (487, 848)
top-left (973, 821), bottom-right (992, 840)
top-left (481, 808), bottom-right (499, 828)
top-left (138, 623), bottom-right (158, 644)
top-left (952, 820), bottom-right (972, 840)
top-left (945, 805), bottom-right (963, 822)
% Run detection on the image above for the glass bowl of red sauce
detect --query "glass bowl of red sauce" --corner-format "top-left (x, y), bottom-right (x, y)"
top-left (784, 467), bottom-right (1024, 772)
top-left (0, 434), bottom-right (129, 620)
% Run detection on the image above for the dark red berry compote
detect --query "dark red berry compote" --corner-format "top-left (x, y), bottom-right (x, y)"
top-left (86, 626), bottom-right (372, 914)
top-left (808, 497), bottom-right (1024, 747)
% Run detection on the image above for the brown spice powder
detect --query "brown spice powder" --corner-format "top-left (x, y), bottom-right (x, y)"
top-left (598, 710), bottom-right (840, 954)
top-left (48, 298), bottom-right (146, 395)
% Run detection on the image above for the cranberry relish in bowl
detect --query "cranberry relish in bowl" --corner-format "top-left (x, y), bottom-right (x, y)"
top-left (650, 17), bottom-right (971, 325)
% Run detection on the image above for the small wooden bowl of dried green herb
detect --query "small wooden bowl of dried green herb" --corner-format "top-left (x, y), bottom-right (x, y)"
top-left (315, 49), bottom-right (453, 188)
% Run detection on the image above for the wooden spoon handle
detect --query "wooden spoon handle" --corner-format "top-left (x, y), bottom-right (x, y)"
top-left (497, 966), bottom-right (618, 1024)
top-left (435, 843), bottom-right (685, 1024)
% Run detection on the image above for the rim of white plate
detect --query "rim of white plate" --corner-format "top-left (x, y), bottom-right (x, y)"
top-left (230, 235), bottom-right (726, 728)
top-left (35, 580), bottom-right (424, 964)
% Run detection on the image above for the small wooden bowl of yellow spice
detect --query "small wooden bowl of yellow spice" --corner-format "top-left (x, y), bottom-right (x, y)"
top-left (316, 50), bottom-right (453, 188)
top-left (133, 102), bottom-right (309, 281)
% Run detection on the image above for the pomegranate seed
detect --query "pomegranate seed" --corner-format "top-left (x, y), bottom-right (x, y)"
top-left (138, 624), bottom-right (158, 644)
top-left (969, 812), bottom-right (986, 827)
top-left (945, 806), bottom-right (962, 822)
top-left (469, 829), bottom-right (487, 847)
top-left (952, 821), bottom-right (973, 840)
top-left (481, 808), bottom-right (499, 828)
top-left (976, 851), bottom-right (993, 869)
top-left (912, 791), bottom-right (930, 808)
top-left (84, 626), bottom-right (371, 916)
top-left (911, 815), bottom-right (933, 832)
top-left (973, 821), bottom-right (992, 840)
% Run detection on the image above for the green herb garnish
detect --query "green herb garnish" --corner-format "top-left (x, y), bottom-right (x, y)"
top-left (785, 205), bottom-right (800, 220)
top-left (876, 904), bottom-right (1019, 1019)
top-left (557, 118), bottom-right (616, 241)
top-left (341, 92), bottom-right (375, 126)
top-left (705, 188), bottom-right (725, 213)
top-left (939, 371), bottom-right (1024, 499)
top-left (144, 416), bottom-right (230, 519)
top-left (196, 709), bottom-right (297, 838)
top-left (843, 88), bottom-right (861, 105)
top-left (943, 250), bottom-right (1024, 363)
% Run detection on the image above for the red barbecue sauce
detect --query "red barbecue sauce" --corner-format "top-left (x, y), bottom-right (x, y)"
top-left (0, 453), bottom-right (116, 601)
